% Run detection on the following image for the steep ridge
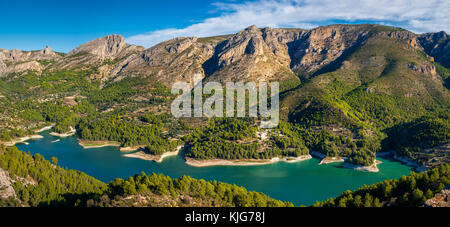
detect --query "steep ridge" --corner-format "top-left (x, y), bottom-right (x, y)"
top-left (419, 31), bottom-right (450, 68)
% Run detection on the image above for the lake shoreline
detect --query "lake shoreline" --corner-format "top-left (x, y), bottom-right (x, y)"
top-left (0, 125), bottom-right (54, 146)
top-left (9, 128), bottom-right (413, 175)
top-left (78, 140), bottom-right (147, 152)
top-left (14, 131), bottom-right (414, 206)
top-left (122, 145), bottom-right (184, 163)
top-left (49, 127), bottom-right (76, 138)
top-left (393, 154), bottom-right (428, 172)
top-left (184, 155), bottom-right (313, 167)
top-left (343, 160), bottom-right (381, 173)
top-left (377, 150), bottom-right (428, 172)
top-left (78, 140), bottom-right (121, 149)
top-left (310, 151), bottom-right (346, 165)
top-left (119, 146), bottom-right (145, 152)
top-left (36, 125), bottom-right (53, 132)
top-left (319, 156), bottom-right (345, 165)
top-left (1, 134), bottom-right (44, 146)
top-left (311, 151), bottom-right (382, 172)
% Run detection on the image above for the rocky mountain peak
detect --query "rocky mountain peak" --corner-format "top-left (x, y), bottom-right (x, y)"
top-left (214, 25), bottom-right (267, 67)
top-left (41, 45), bottom-right (54, 55)
top-left (243, 25), bottom-right (259, 33)
top-left (68, 34), bottom-right (126, 59)
top-left (10, 49), bottom-right (23, 60)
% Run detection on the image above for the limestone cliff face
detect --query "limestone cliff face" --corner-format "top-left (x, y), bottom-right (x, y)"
top-left (68, 34), bottom-right (127, 59)
top-left (203, 25), bottom-right (303, 83)
top-left (0, 168), bottom-right (16, 200)
top-left (111, 36), bottom-right (217, 86)
top-left (0, 46), bottom-right (61, 77)
top-left (419, 31), bottom-right (450, 68)
top-left (1, 61), bottom-right (44, 77)
top-left (0, 46), bottom-right (60, 62)
top-left (288, 25), bottom-right (371, 76)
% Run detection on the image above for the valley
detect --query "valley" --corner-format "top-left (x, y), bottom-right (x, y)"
top-left (0, 24), bottom-right (449, 207)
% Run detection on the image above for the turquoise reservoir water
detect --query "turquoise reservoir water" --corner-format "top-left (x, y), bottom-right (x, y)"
top-left (16, 130), bottom-right (412, 205)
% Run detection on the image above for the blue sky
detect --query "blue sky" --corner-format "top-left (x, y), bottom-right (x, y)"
top-left (1, 0), bottom-right (448, 52)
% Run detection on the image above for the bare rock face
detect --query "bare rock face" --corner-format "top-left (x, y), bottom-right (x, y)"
top-left (165, 37), bottom-right (198, 54)
top-left (115, 36), bottom-right (215, 86)
top-left (141, 37), bottom-right (199, 66)
top-left (0, 46), bottom-right (60, 62)
top-left (53, 35), bottom-right (145, 79)
top-left (288, 25), bottom-right (371, 76)
top-left (10, 49), bottom-right (23, 61)
top-left (40, 45), bottom-right (56, 56)
top-left (203, 25), bottom-right (301, 83)
top-left (215, 25), bottom-right (266, 68)
top-left (0, 49), bottom-right (10, 61)
top-left (68, 34), bottom-right (127, 59)
top-left (0, 168), bottom-right (16, 200)
top-left (261, 27), bottom-right (305, 60)
top-left (425, 185), bottom-right (450, 207)
top-left (408, 62), bottom-right (437, 77)
top-left (0, 61), bottom-right (5, 72)
top-left (0, 45), bottom-right (62, 76)
top-left (2, 61), bottom-right (44, 76)
top-left (0, 45), bottom-right (61, 77)
top-left (419, 31), bottom-right (450, 68)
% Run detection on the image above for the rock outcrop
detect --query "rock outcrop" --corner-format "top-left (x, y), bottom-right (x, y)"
top-left (109, 36), bottom-right (217, 86)
top-left (0, 168), bottom-right (16, 200)
top-left (419, 31), bottom-right (450, 68)
top-left (425, 185), bottom-right (450, 207)
top-left (0, 45), bottom-right (61, 77)
top-left (68, 34), bottom-right (128, 59)
top-left (202, 25), bottom-right (302, 83)
top-left (0, 61), bottom-right (44, 77)
top-left (0, 46), bottom-right (60, 62)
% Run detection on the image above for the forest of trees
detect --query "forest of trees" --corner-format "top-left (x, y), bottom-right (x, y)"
top-left (184, 118), bottom-right (262, 160)
top-left (277, 122), bottom-right (377, 166)
top-left (77, 113), bottom-right (178, 150)
top-left (90, 173), bottom-right (293, 207)
top-left (0, 72), bottom-right (175, 142)
top-left (182, 118), bottom-right (377, 165)
top-left (183, 118), bottom-right (311, 160)
top-left (0, 146), bottom-right (105, 207)
top-left (313, 164), bottom-right (449, 207)
top-left (384, 112), bottom-right (450, 166)
top-left (0, 128), bottom-right (32, 142)
top-left (41, 102), bottom-right (78, 133)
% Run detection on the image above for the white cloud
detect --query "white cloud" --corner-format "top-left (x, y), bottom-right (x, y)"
top-left (126, 0), bottom-right (450, 48)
